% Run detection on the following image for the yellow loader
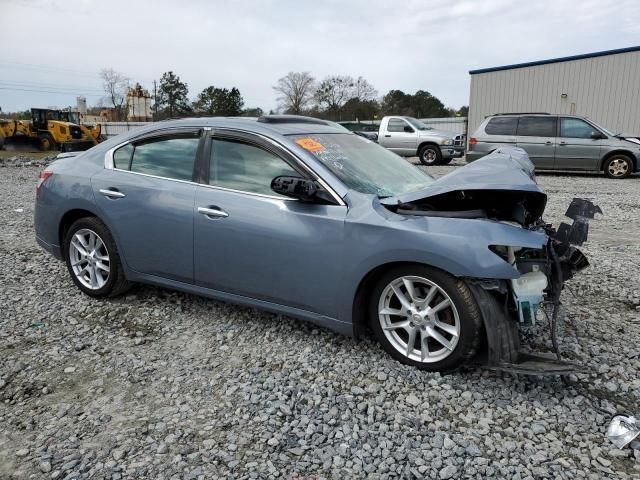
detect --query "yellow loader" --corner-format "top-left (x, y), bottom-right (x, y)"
top-left (0, 108), bottom-right (101, 152)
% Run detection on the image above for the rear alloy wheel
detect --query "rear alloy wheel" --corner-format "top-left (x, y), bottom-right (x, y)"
top-left (370, 266), bottom-right (482, 371)
top-left (64, 217), bottom-right (130, 297)
top-left (418, 145), bottom-right (442, 166)
top-left (604, 155), bottom-right (633, 179)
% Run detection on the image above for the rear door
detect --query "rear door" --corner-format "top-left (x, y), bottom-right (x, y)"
top-left (555, 117), bottom-right (603, 171)
top-left (515, 116), bottom-right (557, 169)
top-left (91, 129), bottom-right (202, 283)
top-left (381, 118), bottom-right (418, 155)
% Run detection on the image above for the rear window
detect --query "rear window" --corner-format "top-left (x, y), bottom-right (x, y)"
top-left (485, 117), bottom-right (517, 135)
top-left (517, 116), bottom-right (556, 137)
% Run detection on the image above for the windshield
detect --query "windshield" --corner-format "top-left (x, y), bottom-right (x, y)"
top-left (588, 119), bottom-right (615, 136)
top-left (405, 117), bottom-right (432, 131)
top-left (291, 133), bottom-right (434, 197)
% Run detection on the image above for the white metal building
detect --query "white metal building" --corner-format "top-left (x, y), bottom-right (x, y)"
top-left (468, 46), bottom-right (640, 136)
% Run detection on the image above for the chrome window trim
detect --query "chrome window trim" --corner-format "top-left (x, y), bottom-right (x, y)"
top-left (104, 126), bottom-right (347, 207)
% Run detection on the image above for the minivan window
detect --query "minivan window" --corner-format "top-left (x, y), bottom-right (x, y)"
top-left (209, 138), bottom-right (300, 196)
top-left (387, 118), bottom-right (409, 132)
top-left (485, 117), bottom-right (518, 135)
top-left (129, 135), bottom-right (199, 181)
top-left (560, 118), bottom-right (596, 139)
top-left (517, 116), bottom-right (556, 137)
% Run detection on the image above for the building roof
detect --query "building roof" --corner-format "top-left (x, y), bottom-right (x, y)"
top-left (469, 46), bottom-right (640, 75)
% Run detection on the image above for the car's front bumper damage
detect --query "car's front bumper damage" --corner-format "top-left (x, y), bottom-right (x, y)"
top-left (469, 198), bottom-right (602, 375)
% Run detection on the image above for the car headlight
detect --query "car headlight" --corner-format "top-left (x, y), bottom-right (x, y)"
top-left (442, 139), bottom-right (453, 146)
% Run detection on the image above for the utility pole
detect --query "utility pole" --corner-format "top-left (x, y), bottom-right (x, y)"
top-left (153, 80), bottom-right (158, 121)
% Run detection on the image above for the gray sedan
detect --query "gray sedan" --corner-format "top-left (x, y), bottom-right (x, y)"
top-left (35, 116), bottom-right (596, 373)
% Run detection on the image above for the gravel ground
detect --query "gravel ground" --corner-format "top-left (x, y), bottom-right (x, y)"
top-left (1, 155), bottom-right (639, 479)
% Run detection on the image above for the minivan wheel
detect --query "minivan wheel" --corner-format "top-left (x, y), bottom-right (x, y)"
top-left (64, 217), bottom-right (130, 297)
top-left (604, 155), bottom-right (633, 179)
top-left (369, 265), bottom-right (482, 371)
top-left (418, 145), bottom-right (442, 166)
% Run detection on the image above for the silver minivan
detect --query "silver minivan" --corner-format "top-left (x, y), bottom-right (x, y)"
top-left (467, 113), bottom-right (640, 179)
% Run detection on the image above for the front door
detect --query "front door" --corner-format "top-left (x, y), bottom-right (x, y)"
top-left (193, 132), bottom-right (347, 318)
top-left (515, 116), bottom-right (557, 170)
top-left (554, 117), bottom-right (603, 171)
top-left (91, 129), bottom-right (202, 283)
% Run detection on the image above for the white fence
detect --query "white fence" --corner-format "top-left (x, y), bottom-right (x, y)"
top-left (85, 121), bottom-right (152, 139)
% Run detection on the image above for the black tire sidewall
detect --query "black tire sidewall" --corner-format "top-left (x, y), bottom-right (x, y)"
top-left (63, 217), bottom-right (122, 297)
top-left (604, 155), bottom-right (632, 179)
top-left (369, 265), bottom-right (482, 371)
top-left (418, 145), bottom-right (442, 166)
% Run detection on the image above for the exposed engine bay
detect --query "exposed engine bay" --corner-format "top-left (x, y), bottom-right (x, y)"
top-left (386, 191), bottom-right (603, 375)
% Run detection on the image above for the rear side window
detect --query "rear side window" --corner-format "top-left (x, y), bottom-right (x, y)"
top-left (560, 118), bottom-right (596, 138)
top-left (113, 143), bottom-right (133, 169)
top-left (129, 135), bottom-right (199, 181)
top-left (485, 117), bottom-right (517, 135)
top-left (517, 116), bottom-right (556, 137)
top-left (209, 138), bottom-right (300, 196)
top-left (387, 119), bottom-right (409, 132)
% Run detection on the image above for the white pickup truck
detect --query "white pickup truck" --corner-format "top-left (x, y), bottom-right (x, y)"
top-left (376, 116), bottom-right (465, 166)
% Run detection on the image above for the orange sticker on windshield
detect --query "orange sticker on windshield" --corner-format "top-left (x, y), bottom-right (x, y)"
top-left (295, 138), bottom-right (326, 152)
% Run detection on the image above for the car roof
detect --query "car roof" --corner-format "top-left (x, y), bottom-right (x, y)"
top-left (139, 115), bottom-right (350, 136)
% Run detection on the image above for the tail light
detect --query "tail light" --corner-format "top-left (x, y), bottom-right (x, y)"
top-left (469, 137), bottom-right (477, 146)
top-left (36, 170), bottom-right (53, 194)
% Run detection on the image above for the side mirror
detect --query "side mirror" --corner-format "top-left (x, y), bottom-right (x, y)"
top-left (271, 176), bottom-right (318, 202)
top-left (404, 126), bottom-right (415, 133)
top-left (591, 131), bottom-right (605, 139)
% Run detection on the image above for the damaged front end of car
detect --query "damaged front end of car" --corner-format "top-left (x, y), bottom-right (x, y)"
top-left (381, 148), bottom-right (602, 374)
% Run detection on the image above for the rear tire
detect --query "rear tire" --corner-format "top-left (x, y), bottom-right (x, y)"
top-left (369, 265), bottom-right (482, 371)
top-left (604, 155), bottom-right (633, 179)
top-left (63, 217), bottom-right (131, 298)
top-left (418, 144), bottom-right (442, 166)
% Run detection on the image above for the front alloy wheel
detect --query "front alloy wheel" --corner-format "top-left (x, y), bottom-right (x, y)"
top-left (604, 155), bottom-right (632, 179)
top-left (370, 266), bottom-right (482, 371)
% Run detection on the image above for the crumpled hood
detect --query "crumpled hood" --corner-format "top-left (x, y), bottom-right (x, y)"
top-left (381, 147), bottom-right (541, 206)
top-left (380, 147), bottom-right (547, 225)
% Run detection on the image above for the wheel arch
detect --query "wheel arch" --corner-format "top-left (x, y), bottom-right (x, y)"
top-left (58, 208), bottom-right (99, 251)
top-left (599, 150), bottom-right (637, 171)
top-left (352, 261), bottom-right (447, 339)
top-left (417, 141), bottom-right (441, 154)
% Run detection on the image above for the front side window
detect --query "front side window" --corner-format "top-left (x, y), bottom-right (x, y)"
top-left (128, 135), bottom-right (199, 181)
top-left (516, 116), bottom-right (556, 137)
top-left (291, 133), bottom-right (434, 197)
top-left (560, 118), bottom-right (596, 139)
top-left (485, 117), bottom-right (518, 135)
top-left (209, 138), bottom-right (300, 196)
top-left (387, 118), bottom-right (410, 132)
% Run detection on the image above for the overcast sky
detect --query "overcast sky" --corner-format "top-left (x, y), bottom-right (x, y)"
top-left (1, 0), bottom-right (639, 113)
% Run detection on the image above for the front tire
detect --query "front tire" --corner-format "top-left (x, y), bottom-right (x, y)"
top-left (604, 155), bottom-right (633, 179)
top-left (369, 265), bottom-right (482, 371)
top-left (418, 144), bottom-right (442, 166)
top-left (64, 217), bottom-right (130, 297)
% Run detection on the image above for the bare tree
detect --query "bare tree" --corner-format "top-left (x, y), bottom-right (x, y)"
top-left (273, 72), bottom-right (315, 114)
top-left (314, 75), bottom-right (356, 120)
top-left (352, 76), bottom-right (378, 102)
top-left (100, 68), bottom-right (130, 121)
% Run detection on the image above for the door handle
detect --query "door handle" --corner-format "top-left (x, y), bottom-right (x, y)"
top-left (198, 206), bottom-right (228, 218)
top-left (545, 141), bottom-right (552, 145)
top-left (384, 134), bottom-right (391, 137)
top-left (559, 141), bottom-right (567, 145)
top-left (99, 188), bottom-right (126, 198)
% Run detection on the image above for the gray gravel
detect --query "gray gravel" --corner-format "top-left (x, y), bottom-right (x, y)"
top-left (1, 156), bottom-right (639, 479)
